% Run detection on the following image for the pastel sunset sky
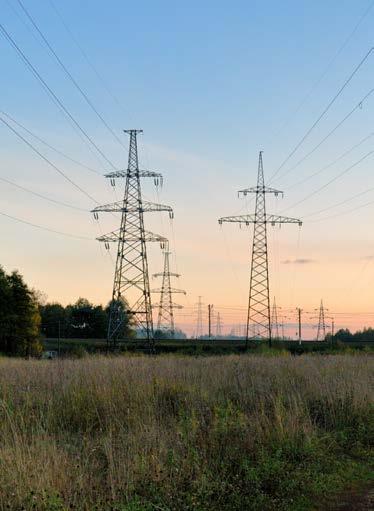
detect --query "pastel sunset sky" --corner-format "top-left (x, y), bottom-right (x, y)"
top-left (1, 0), bottom-right (373, 337)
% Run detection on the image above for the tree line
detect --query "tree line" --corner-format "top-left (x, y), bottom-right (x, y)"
top-left (0, 266), bottom-right (134, 355)
top-left (0, 267), bottom-right (41, 356)
top-left (40, 298), bottom-right (133, 340)
top-left (327, 327), bottom-right (374, 343)
top-left (0, 264), bottom-right (184, 356)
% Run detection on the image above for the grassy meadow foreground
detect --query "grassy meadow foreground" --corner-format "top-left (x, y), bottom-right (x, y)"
top-left (0, 354), bottom-right (372, 510)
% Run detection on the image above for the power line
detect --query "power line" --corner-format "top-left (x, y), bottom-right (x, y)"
top-left (48, 0), bottom-right (132, 122)
top-left (0, 21), bottom-right (116, 169)
top-left (303, 182), bottom-right (374, 219)
top-left (0, 174), bottom-right (87, 212)
top-left (1, 111), bottom-right (102, 175)
top-left (0, 114), bottom-right (99, 205)
top-left (286, 132), bottom-right (374, 191)
top-left (0, 209), bottom-right (92, 240)
top-left (281, 151), bottom-right (374, 213)
top-left (273, 88), bottom-right (374, 184)
top-left (15, 0), bottom-right (126, 150)
top-left (267, 0), bottom-right (374, 145)
top-left (308, 195), bottom-right (374, 223)
top-left (269, 46), bottom-right (374, 182)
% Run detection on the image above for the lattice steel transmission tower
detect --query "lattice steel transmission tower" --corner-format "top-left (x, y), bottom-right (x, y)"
top-left (195, 296), bottom-right (204, 338)
top-left (218, 152), bottom-right (302, 347)
top-left (316, 300), bottom-right (327, 341)
top-left (152, 249), bottom-right (186, 336)
top-left (92, 129), bottom-right (173, 350)
top-left (216, 312), bottom-right (223, 337)
top-left (271, 297), bottom-right (280, 340)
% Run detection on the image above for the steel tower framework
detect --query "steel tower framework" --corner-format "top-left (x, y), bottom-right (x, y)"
top-left (152, 249), bottom-right (186, 336)
top-left (219, 152), bottom-right (302, 346)
top-left (92, 130), bottom-right (173, 349)
top-left (316, 300), bottom-right (327, 341)
top-left (216, 312), bottom-right (223, 337)
top-left (195, 296), bottom-right (204, 338)
top-left (271, 297), bottom-right (280, 340)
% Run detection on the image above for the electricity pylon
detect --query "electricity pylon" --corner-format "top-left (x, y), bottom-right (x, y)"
top-left (92, 129), bottom-right (173, 350)
top-left (216, 312), bottom-right (223, 337)
top-left (271, 297), bottom-right (280, 340)
top-left (152, 249), bottom-right (186, 336)
top-left (315, 300), bottom-right (327, 341)
top-left (195, 296), bottom-right (204, 338)
top-left (218, 152), bottom-right (302, 347)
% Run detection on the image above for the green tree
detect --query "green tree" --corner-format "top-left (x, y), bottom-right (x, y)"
top-left (105, 298), bottom-right (135, 339)
top-left (67, 298), bottom-right (107, 339)
top-left (39, 302), bottom-right (66, 338)
top-left (7, 271), bottom-right (42, 356)
top-left (0, 266), bottom-right (12, 353)
top-left (333, 328), bottom-right (353, 343)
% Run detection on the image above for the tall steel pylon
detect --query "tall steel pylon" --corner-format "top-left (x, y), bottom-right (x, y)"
top-left (152, 249), bottom-right (186, 336)
top-left (271, 297), bottom-right (280, 340)
top-left (219, 152), bottom-right (302, 347)
top-left (316, 300), bottom-right (327, 341)
top-left (216, 312), bottom-right (223, 337)
top-left (195, 296), bottom-right (204, 338)
top-left (92, 129), bottom-right (173, 349)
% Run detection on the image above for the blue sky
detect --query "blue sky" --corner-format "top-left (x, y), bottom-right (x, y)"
top-left (0, 0), bottom-right (373, 336)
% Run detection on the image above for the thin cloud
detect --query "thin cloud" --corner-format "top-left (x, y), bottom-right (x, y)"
top-left (282, 258), bottom-right (317, 265)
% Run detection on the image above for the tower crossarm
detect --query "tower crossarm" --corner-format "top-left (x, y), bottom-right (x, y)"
top-left (266, 214), bottom-right (302, 226)
top-left (141, 201), bottom-right (173, 215)
top-left (92, 200), bottom-right (174, 217)
top-left (96, 229), bottom-right (168, 245)
top-left (153, 272), bottom-right (180, 278)
top-left (151, 287), bottom-right (186, 294)
top-left (152, 303), bottom-right (183, 309)
top-left (218, 214), bottom-right (302, 226)
top-left (238, 186), bottom-right (283, 197)
top-left (105, 169), bottom-right (163, 182)
top-left (218, 214), bottom-right (256, 225)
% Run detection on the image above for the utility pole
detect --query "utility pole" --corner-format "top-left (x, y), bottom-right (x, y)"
top-left (296, 308), bottom-right (302, 345)
top-left (152, 249), bottom-right (186, 337)
top-left (219, 152), bottom-right (302, 348)
top-left (92, 129), bottom-right (173, 351)
top-left (208, 304), bottom-right (214, 339)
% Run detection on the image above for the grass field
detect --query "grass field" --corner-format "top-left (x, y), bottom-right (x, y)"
top-left (0, 353), bottom-right (372, 510)
top-left (43, 336), bottom-right (374, 357)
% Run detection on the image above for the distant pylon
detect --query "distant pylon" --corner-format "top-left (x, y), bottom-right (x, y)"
top-left (92, 129), bottom-right (173, 350)
top-left (219, 152), bottom-right (302, 347)
top-left (271, 297), bottom-right (280, 340)
top-left (216, 312), bottom-right (223, 337)
top-left (316, 300), bottom-right (327, 341)
top-left (195, 296), bottom-right (204, 338)
top-left (152, 249), bottom-right (186, 336)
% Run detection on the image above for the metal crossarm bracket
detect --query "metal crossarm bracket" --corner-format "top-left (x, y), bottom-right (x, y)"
top-left (238, 186), bottom-right (283, 197)
top-left (105, 169), bottom-right (164, 186)
top-left (97, 230), bottom-right (168, 250)
top-left (92, 200), bottom-right (173, 216)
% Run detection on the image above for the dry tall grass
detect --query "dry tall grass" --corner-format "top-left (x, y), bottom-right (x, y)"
top-left (0, 354), bottom-right (372, 510)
